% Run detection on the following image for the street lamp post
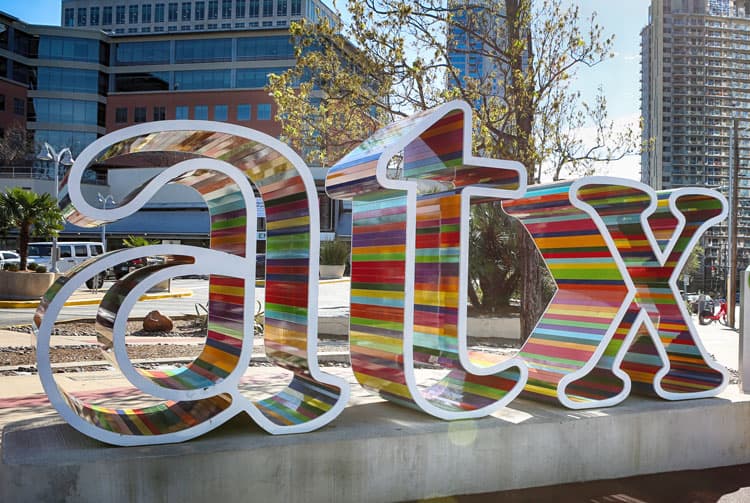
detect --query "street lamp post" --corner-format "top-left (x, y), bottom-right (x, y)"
top-left (729, 118), bottom-right (744, 328)
top-left (36, 143), bottom-right (74, 274)
top-left (97, 193), bottom-right (115, 252)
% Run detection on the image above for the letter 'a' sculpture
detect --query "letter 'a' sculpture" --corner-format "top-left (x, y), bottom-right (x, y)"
top-left (33, 122), bottom-right (349, 445)
top-left (504, 179), bottom-right (729, 408)
top-left (325, 101), bottom-right (529, 418)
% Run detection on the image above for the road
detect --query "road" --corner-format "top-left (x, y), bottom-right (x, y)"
top-left (0, 278), bottom-right (211, 327)
top-left (0, 278), bottom-right (352, 328)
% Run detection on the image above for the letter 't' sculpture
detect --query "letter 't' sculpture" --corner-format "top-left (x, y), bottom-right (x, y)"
top-left (326, 101), bottom-right (529, 419)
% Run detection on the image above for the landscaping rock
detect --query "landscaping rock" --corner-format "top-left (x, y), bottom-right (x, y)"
top-left (142, 311), bottom-right (174, 332)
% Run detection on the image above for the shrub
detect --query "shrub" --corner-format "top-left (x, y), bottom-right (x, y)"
top-left (34, 264), bottom-right (47, 273)
top-left (320, 240), bottom-right (350, 265)
top-left (26, 262), bottom-right (38, 271)
top-left (5, 263), bottom-right (19, 272)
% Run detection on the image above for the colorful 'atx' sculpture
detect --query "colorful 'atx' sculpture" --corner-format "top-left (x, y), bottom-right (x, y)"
top-left (33, 101), bottom-right (728, 445)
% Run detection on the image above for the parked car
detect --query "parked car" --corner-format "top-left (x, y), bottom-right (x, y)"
top-left (112, 256), bottom-right (168, 279)
top-left (0, 250), bottom-right (23, 269)
top-left (28, 242), bottom-right (105, 273)
top-left (28, 241), bottom-right (106, 288)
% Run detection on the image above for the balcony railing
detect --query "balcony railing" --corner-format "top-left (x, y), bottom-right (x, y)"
top-left (0, 165), bottom-right (107, 185)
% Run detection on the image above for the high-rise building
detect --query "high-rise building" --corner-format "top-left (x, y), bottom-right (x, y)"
top-left (446, 0), bottom-right (514, 98)
top-left (641, 0), bottom-right (750, 292)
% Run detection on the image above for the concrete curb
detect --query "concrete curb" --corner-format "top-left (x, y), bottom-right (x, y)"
top-left (0, 290), bottom-right (193, 309)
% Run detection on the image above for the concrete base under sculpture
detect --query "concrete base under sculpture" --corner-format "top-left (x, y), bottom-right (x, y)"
top-left (3, 387), bottom-right (750, 502)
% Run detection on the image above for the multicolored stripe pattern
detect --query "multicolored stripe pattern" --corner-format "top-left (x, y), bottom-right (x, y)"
top-left (327, 100), bottom-right (529, 419)
top-left (34, 122), bottom-right (348, 445)
top-left (503, 178), bottom-right (728, 407)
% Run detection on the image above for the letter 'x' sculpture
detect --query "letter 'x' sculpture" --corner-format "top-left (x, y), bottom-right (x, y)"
top-left (33, 101), bottom-right (728, 445)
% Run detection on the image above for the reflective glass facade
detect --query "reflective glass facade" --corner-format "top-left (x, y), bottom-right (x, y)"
top-left (36, 67), bottom-right (106, 95)
top-left (30, 98), bottom-right (105, 127)
top-left (175, 38), bottom-right (232, 62)
top-left (236, 35), bottom-right (294, 59)
top-left (114, 41), bottom-right (170, 65)
top-left (236, 67), bottom-right (286, 88)
top-left (175, 69), bottom-right (231, 89)
top-left (114, 72), bottom-right (170, 92)
top-left (39, 36), bottom-right (104, 63)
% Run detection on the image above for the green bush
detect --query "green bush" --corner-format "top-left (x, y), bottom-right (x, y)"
top-left (26, 262), bottom-right (38, 271)
top-left (4, 263), bottom-right (19, 272)
top-left (34, 264), bottom-right (47, 273)
top-left (320, 240), bottom-right (350, 265)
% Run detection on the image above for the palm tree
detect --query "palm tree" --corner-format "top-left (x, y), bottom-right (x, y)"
top-left (0, 187), bottom-right (64, 270)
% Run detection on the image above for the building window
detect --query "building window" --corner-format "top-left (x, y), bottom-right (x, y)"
top-left (263, 0), bottom-right (273, 16)
top-left (277, 0), bottom-right (287, 16)
top-left (196, 1), bottom-right (205, 20)
top-left (175, 69), bottom-right (231, 89)
top-left (168, 2), bottom-right (178, 22)
top-left (291, 0), bottom-right (301, 16)
top-left (257, 103), bottom-right (271, 120)
top-left (175, 105), bottom-right (189, 119)
top-left (64, 8), bottom-right (75, 26)
top-left (13, 98), bottom-right (23, 116)
top-left (237, 104), bottom-right (251, 121)
top-left (116, 5), bottom-right (126, 24)
top-left (134, 107), bottom-right (147, 123)
top-left (155, 3), bottom-right (165, 22)
top-left (208, 0), bottom-right (219, 19)
top-left (182, 2), bottom-right (192, 21)
top-left (222, 0), bottom-right (232, 18)
top-left (175, 38), bottom-right (233, 62)
top-left (236, 0), bottom-right (246, 17)
top-left (103, 6), bottom-right (113, 24)
top-left (142, 4), bottom-right (152, 23)
top-left (77, 8), bottom-right (87, 26)
top-left (90, 7), bottom-right (100, 25)
top-left (153, 106), bottom-right (166, 121)
top-left (214, 104), bottom-right (228, 121)
top-left (0, 95), bottom-right (5, 111)
top-left (249, 0), bottom-right (259, 17)
top-left (129, 5), bottom-right (138, 24)
top-left (115, 107), bottom-right (128, 123)
top-left (194, 105), bottom-right (208, 119)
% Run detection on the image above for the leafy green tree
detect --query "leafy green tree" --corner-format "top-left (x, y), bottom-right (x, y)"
top-left (122, 235), bottom-right (159, 248)
top-left (269, 0), bottom-right (639, 337)
top-left (0, 187), bottom-right (64, 270)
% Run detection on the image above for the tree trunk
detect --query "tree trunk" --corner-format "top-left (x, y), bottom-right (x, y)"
top-left (19, 222), bottom-right (30, 271)
top-left (519, 230), bottom-right (543, 342)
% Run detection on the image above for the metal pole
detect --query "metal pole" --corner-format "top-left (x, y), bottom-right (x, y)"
top-left (98, 194), bottom-right (114, 252)
top-left (729, 118), bottom-right (740, 328)
top-left (51, 155), bottom-right (59, 274)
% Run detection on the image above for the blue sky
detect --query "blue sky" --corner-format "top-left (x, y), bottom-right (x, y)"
top-left (0, 0), bottom-right (650, 177)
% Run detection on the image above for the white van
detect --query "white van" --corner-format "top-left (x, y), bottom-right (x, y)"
top-left (28, 241), bottom-right (105, 273)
